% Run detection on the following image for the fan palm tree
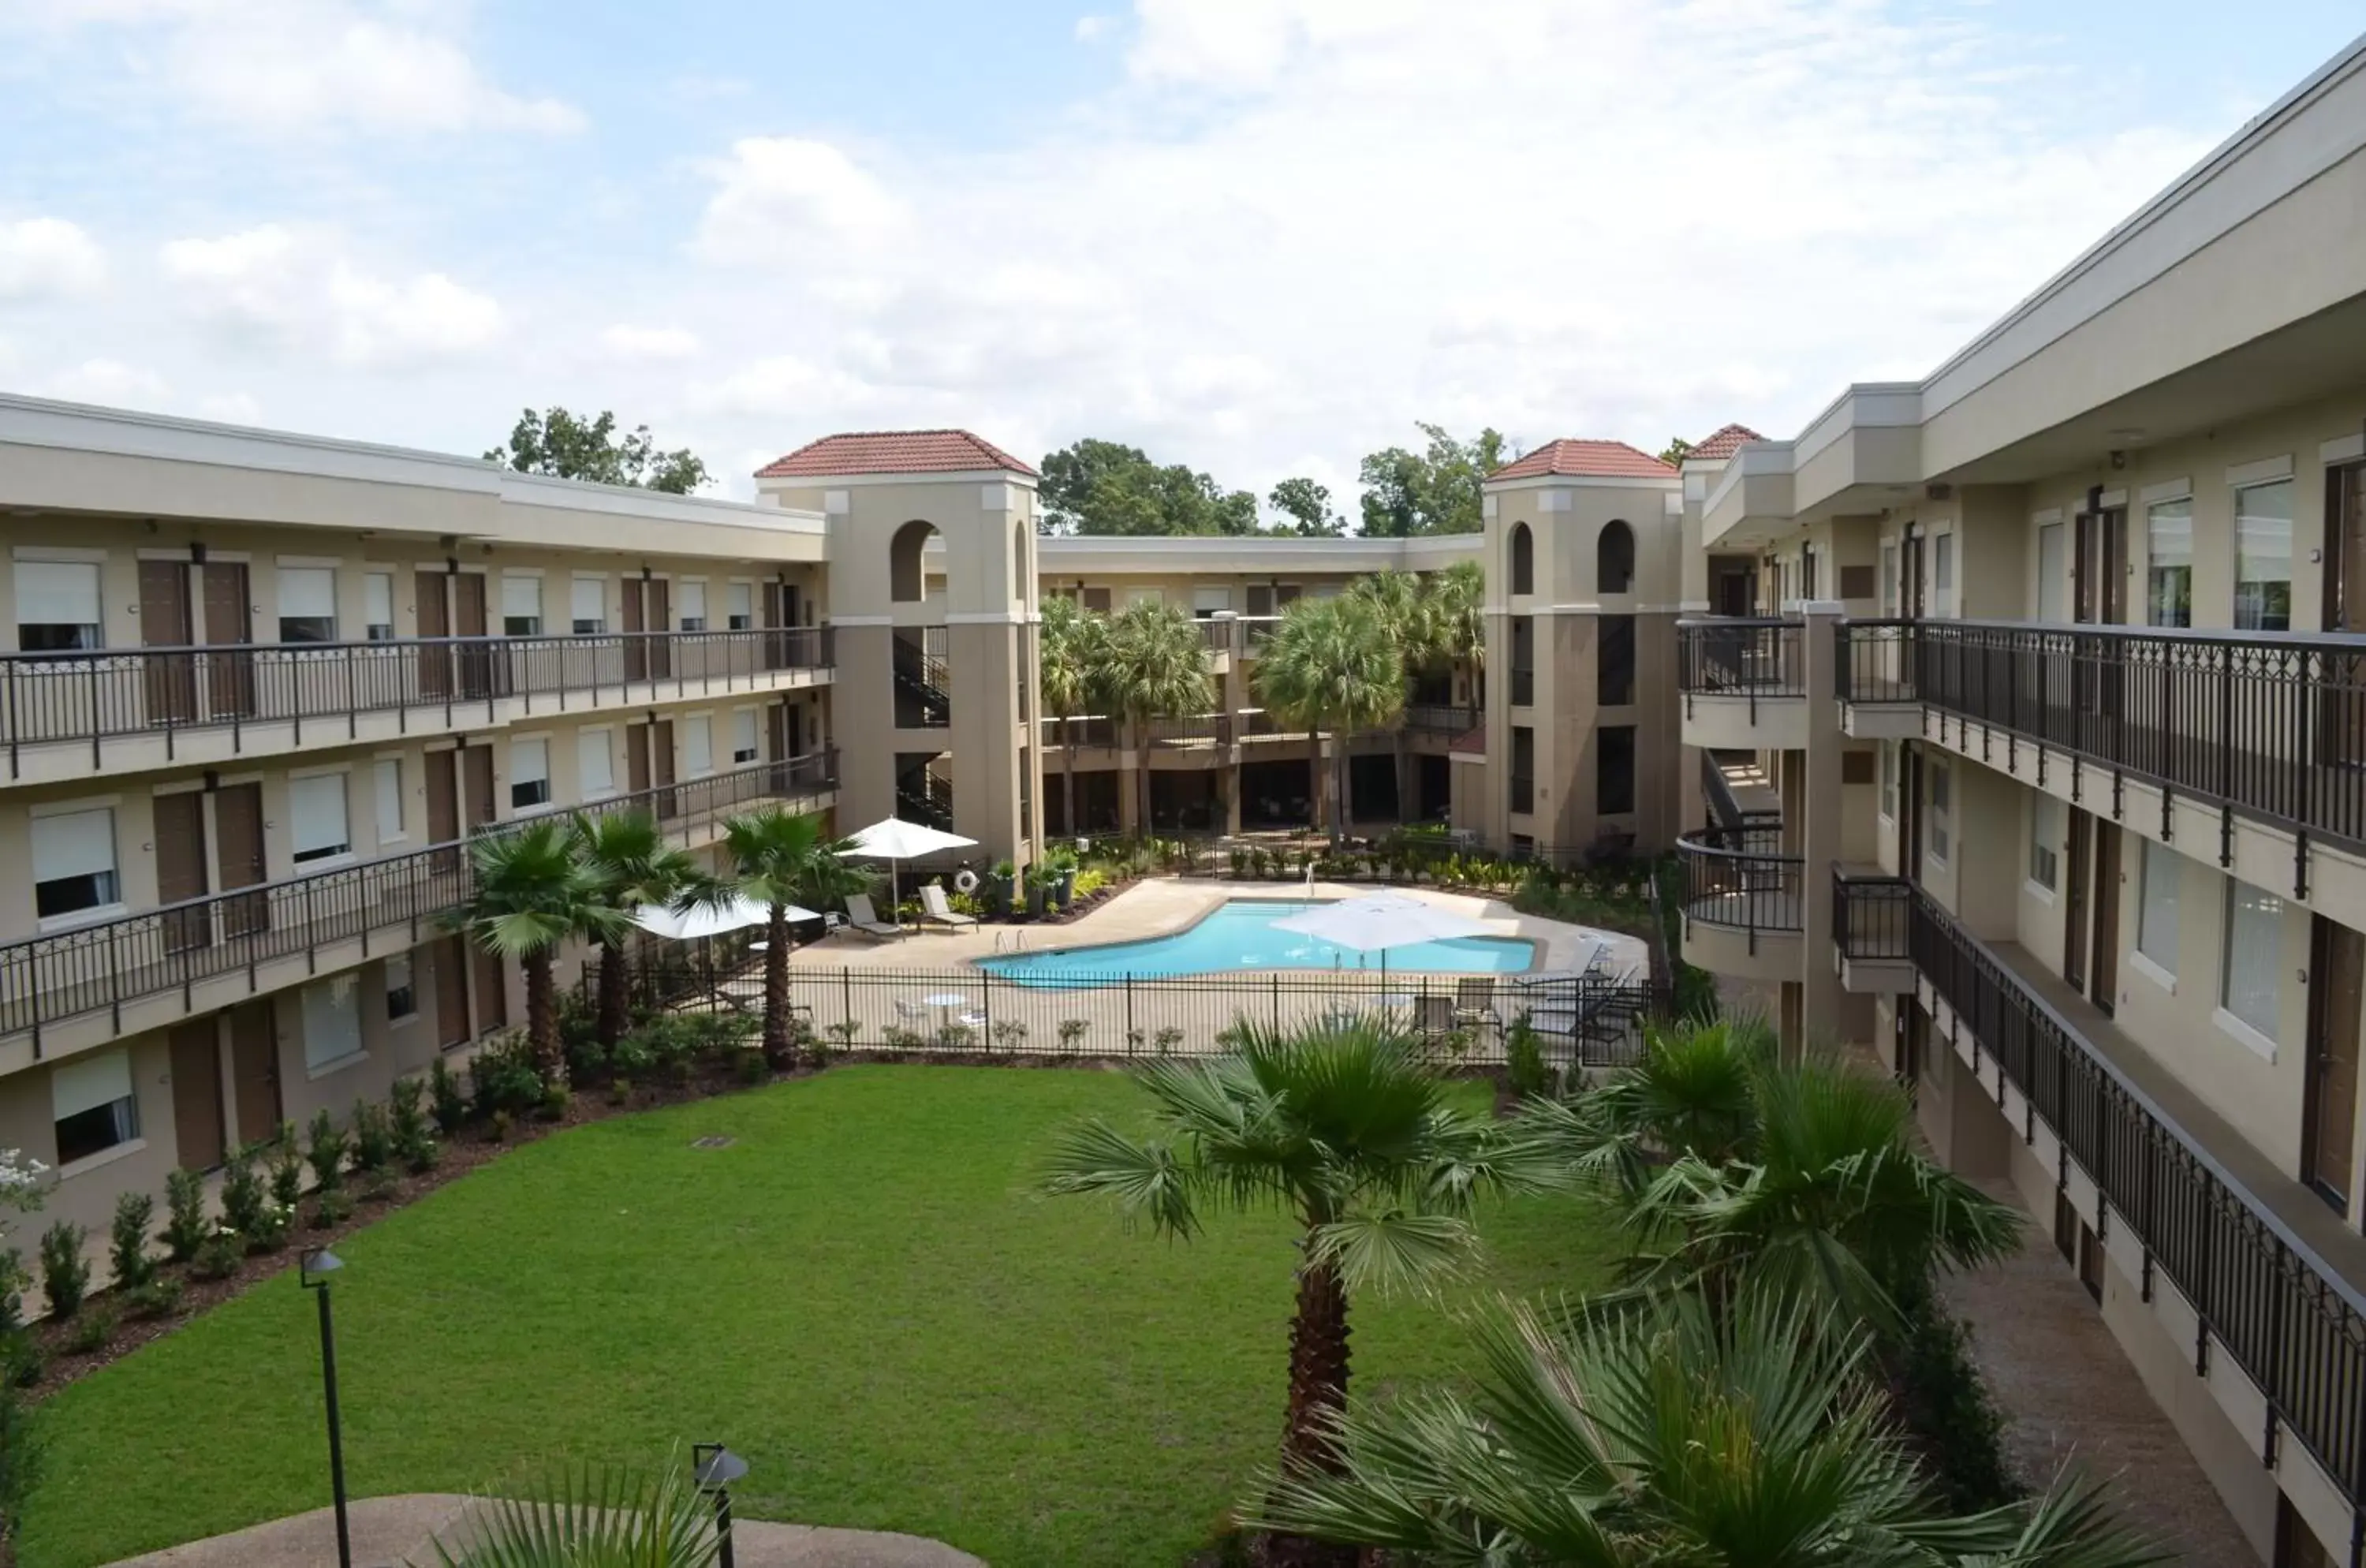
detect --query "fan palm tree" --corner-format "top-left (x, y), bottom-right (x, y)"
top-left (1103, 599), bottom-right (1213, 836)
top-left (1347, 569), bottom-right (1424, 817)
top-left (446, 819), bottom-right (621, 1085)
top-left (1043, 1018), bottom-right (1562, 1568)
top-left (699, 807), bottom-right (868, 1067)
top-left (418, 1456), bottom-right (720, 1566)
top-left (1426, 558), bottom-right (1486, 709)
top-left (1039, 595), bottom-right (1113, 838)
top-left (1245, 1288), bottom-right (2162, 1568)
top-left (569, 809), bottom-right (701, 1051)
top-left (1253, 595), bottom-right (1404, 845)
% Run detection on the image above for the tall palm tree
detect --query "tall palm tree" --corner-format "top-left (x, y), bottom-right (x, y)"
top-left (1347, 569), bottom-right (1424, 817)
top-left (1103, 599), bottom-right (1212, 837)
top-left (1043, 1019), bottom-right (1561, 1568)
top-left (1246, 1288), bottom-right (2161, 1567)
top-left (569, 809), bottom-right (701, 1051)
top-left (446, 819), bottom-right (620, 1085)
top-left (1425, 558), bottom-right (1486, 711)
top-left (1253, 595), bottom-right (1404, 845)
top-left (701, 808), bottom-right (868, 1067)
top-left (1039, 595), bottom-right (1113, 838)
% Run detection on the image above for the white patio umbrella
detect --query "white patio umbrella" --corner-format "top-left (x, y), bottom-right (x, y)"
top-left (1270, 891), bottom-right (1494, 977)
top-left (844, 816), bottom-right (980, 916)
top-left (631, 893), bottom-right (814, 941)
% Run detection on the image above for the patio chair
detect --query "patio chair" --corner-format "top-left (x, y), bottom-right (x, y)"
top-left (1413, 995), bottom-right (1455, 1036)
top-left (1453, 976), bottom-right (1502, 1030)
top-left (844, 893), bottom-right (905, 939)
top-left (917, 883), bottom-right (979, 933)
top-left (894, 999), bottom-right (931, 1027)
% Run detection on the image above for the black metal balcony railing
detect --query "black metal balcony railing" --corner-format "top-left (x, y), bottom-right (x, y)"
top-left (1039, 714), bottom-right (1120, 751)
top-left (898, 767), bottom-right (953, 833)
top-left (1831, 868), bottom-right (1912, 961)
top-left (0, 626), bottom-right (834, 772)
top-left (1510, 667), bottom-right (1535, 707)
top-left (0, 749), bottom-right (840, 1050)
top-left (1403, 704), bottom-right (1481, 737)
top-left (1833, 618), bottom-right (1917, 704)
top-left (1676, 823), bottom-right (1801, 943)
top-left (1677, 618), bottom-right (1804, 711)
top-left (1912, 891), bottom-right (2366, 1512)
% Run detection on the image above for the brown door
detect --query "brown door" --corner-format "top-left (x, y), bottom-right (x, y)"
top-left (168, 1018), bottom-right (226, 1170)
top-left (424, 748), bottom-right (461, 875)
top-left (472, 946), bottom-right (507, 1033)
top-left (647, 579), bottom-right (673, 680)
top-left (651, 719), bottom-right (677, 819)
top-left (229, 1000), bottom-right (281, 1146)
top-left (154, 790), bottom-right (212, 954)
top-left (417, 569), bottom-right (453, 697)
top-left (2321, 465), bottom-right (2366, 771)
top-left (453, 572), bottom-right (491, 699)
top-left (214, 782), bottom-right (267, 939)
top-left (2307, 916), bottom-right (2364, 1211)
top-left (2063, 811), bottom-right (2092, 994)
top-left (626, 721), bottom-right (651, 797)
top-left (461, 744), bottom-right (496, 832)
top-left (200, 561), bottom-right (255, 718)
top-left (434, 934), bottom-right (472, 1048)
top-left (768, 702), bottom-right (789, 764)
top-left (2088, 821), bottom-right (2120, 1016)
top-left (1901, 530), bottom-right (1924, 619)
top-left (621, 581), bottom-right (647, 682)
top-left (139, 558), bottom-right (197, 725)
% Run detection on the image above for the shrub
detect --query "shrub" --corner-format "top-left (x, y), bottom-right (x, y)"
top-left (390, 1077), bottom-right (439, 1174)
top-left (1058, 1018), bottom-right (1089, 1054)
top-left (0, 1379), bottom-right (42, 1540)
top-left (935, 1021), bottom-right (978, 1051)
top-left (36, 1224), bottom-right (88, 1320)
top-left (1504, 1015), bottom-right (1557, 1100)
top-left (1151, 1025), bottom-right (1185, 1056)
top-left (820, 1020), bottom-right (860, 1068)
top-left (471, 1032), bottom-right (549, 1119)
top-left (63, 1304), bottom-right (117, 1357)
top-left (490, 1109), bottom-right (513, 1144)
top-left (608, 1078), bottom-right (634, 1106)
top-left (358, 1167), bottom-right (401, 1204)
top-left (735, 1047), bottom-right (768, 1085)
top-left (0, 1253), bottom-right (25, 1338)
top-left (349, 1097), bottom-right (394, 1174)
top-left (1889, 1276), bottom-right (2019, 1512)
top-left (882, 1025), bottom-right (925, 1051)
top-left (990, 1020), bottom-right (1027, 1055)
top-left (269, 1126), bottom-right (305, 1211)
top-left (306, 1108), bottom-right (350, 1194)
top-left (430, 1056), bottom-right (469, 1134)
top-left (162, 1169), bottom-right (210, 1264)
top-left (539, 1084), bottom-right (572, 1122)
top-left (309, 1189), bottom-right (354, 1230)
top-left (124, 1275), bottom-right (185, 1320)
top-left (109, 1192), bottom-right (156, 1293)
top-left (219, 1148), bottom-right (268, 1240)
top-left (191, 1227), bottom-right (241, 1282)
top-left (0, 1332), bottom-right (40, 1391)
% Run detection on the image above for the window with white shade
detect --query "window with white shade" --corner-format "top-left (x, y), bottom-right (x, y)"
top-left (2028, 793), bottom-right (2062, 892)
top-left (578, 729), bottom-right (614, 798)
top-left (364, 571), bottom-right (395, 640)
top-left (1933, 534), bottom-right (1955, 614)
top-left (2146, 498), bottom-right (2192, 628)
top-left (2139, 839), bottom-right (2181, 974)
top-left (289, 773), bottom-right (351, 863)
top-left (1927, 763), bottom-right (1950, 864)
top-left (1879, 743), bottom-right (1897, 819)
top-left (1125, 587), bottom-right (1162, 607)
top-left (727, 582), bottom-right (754, 630)
top-left (15, 558), bottom-right (103, 651)
top-left (374, 758), bottom-right (404, 845)
top-left (2235, 480), bottom-right (2293, 632)
top-left (1879, 542), bottom-right (1898, 617)
top-left (32, 806), bottom-right (119, 920)
top-left (2222, 879), bottom-right (2286, 1043)
top-left (678, 581), bottom-right (707, 632)
top-left (1192, 586), bottom-right (1232, 618)
top-left (732, 709), bottom-right (759, 764)
top-left (683, 715), bottom-right (713, 776)
top-left (502, 574), bottom-right (543, 637)
top-left (510, 737), bottom-right (550, 810)
top-left (53, 1047), bottom-right (138, 1164)
top-left (301, 973), bottom-right (364, 1073)
top-left (2036, 523), bottom-right (2066, 622)
top-left (278, 566), bottom-right (337, 643)
top-left (570, 577), bottom-right (606, 635)
top-left (386, 953), bottom-right (417, 1021)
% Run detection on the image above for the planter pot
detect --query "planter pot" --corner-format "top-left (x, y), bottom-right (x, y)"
top-left (1026, 885), bottom-right (1050, 918)
top-left (987, 879), bottom-right (1013, 917)
top-left (1057, 872), bottom-right (1077, 911)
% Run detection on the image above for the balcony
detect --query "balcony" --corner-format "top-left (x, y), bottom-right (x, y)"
top-left (1677, 618), bottom-right (1807, 751)
top-left (1675, 823), bottom-right (1801, 981)
top-left (1831, 866), bottom-right (1914, 993)
top-left (1039, 714), bottom-right (1120, 752)
top-left (0, 749), bottom-right (840, 1059)
top-left (1237, 616), bottom-right (1282, 656)
top-left (0, 627), bottom-right (836, 784)
top-left (1832, 618), bottom-right (1924, 738)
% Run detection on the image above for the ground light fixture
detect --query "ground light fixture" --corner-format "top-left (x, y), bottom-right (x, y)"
top-left (300, 1247), bottom-right (353, 1568)
top-left (692, 1443), bottom-right (750, 1568)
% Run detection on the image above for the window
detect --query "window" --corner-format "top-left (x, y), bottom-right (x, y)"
top-left (2036, 522), bottom-right (2066, 622)
top-left (1928, 763), bottom-right (1951, 863)
top-left (1597, 614), bottom-right (1635, 706)
top-left (2146, 498), bottom-right (2193, 627)
top-left (53, 1048), bottom-right (138, 1165)
top-left (1597, 725), bottom-right (1636, 815)
top-left (15, 558), bottom-right (103, 651)
top-left (364, 571), bottom-right (395, 640)
top-left (1933, 534), bottom-right (1955, 611)
top-left (2029, 793), bottom-right (2062, 892)
top-left (277, 566), bottom-right (337, 643)
top-left (2222, 878), bottom-right (2286, 1042)
top-left (2235, 480), bottom-right (2293, 632)
top-left (1598, 520), bottom-right (1635, 594)
top-left (727, 582), bottom-right (754, 631)
top-left (578, 730), bottom-right (614, 798)
top-left (1509, 524), bottom-right (1533, 595)
top-left (501, 574), bottom-right (542, 637)
top-left (510, 737), bottom-right (550, 810)
top-left (683, 715), bottom-right (713, 776)
top-left (300, 973), bottom-right (364, 1072)
top-left (1879, 743), bottom-right (1897, 819)
top-left (1192, 586), bottom-right (1231, 618)
top-left (570, 577), bottom-right (606, 635)
top-left (289, 773), bottom-right (351, 863)
top-left (731, 709), bottom-right (759, 764)
top-left (1879, 542), bottom-right (1899, 616)
top-left (2139, 839), bottom-right (2181, 973)
top-left (679, 581), bottom-right (708, 632)
top-left (1125, 587), bottom-right (1162, 608)
top-left (386, 953), bottom-right (417, 1022)
top-left (374, 758), bottom-right (404, 844)
top-left (33, 806), bottom-right (119, 920)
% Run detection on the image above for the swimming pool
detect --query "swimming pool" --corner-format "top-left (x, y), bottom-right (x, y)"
top-left (976, 898), bottom-right (1537, 987)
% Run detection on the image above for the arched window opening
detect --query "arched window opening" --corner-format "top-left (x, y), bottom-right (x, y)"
top-left (1509, 523), bottom-right (1534, 596)
top-left (890, 519), bottom-right (939, 603)
top-left (1598, 519), bottom-right (1635, 595)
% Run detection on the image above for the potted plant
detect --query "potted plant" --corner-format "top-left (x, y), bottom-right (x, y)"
top-left (986, 858), bottom-right (1017, 917)
top-left (1045, 847), bottom-right (1081, 910)
top-left (1024, 859), bottom-right (1062, 919)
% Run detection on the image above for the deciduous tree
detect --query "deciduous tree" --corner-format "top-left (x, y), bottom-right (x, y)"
top-left (485, 407), bottom-right (709, 494)
top-left (1355, 422), bottom-right (1511, 536)
top-left (1039, 438), bottom-right (1258, 536)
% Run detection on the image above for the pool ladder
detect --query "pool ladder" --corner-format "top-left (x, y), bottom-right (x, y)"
top-left (992, 930), bottom-right (1031, 954)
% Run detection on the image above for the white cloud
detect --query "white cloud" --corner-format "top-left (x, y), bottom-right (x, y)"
top-left (196, 391), bottom-right (263, 424)
top-left (1074, 14), bottom-right (1111, 41)
top-left (43, 358), bottom-right (170, 409)
top-left (0, 218), bottom-right (107, 302)
top-left (161, 224), bottom-right (504, 369)
top-left (695, 139), bottom-right (907, 261)
top-left (599, 325), bottom-right (703, 363)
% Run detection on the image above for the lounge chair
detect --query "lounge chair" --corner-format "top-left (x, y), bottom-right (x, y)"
top-left (1413, 995), bottom-right (1455, 1036)
top-left (917, 883), bottom-right (978, 933)
top-left (1453, 976), bottom-right (1502, 1030)
top-left (844, 893), bottom-right (904, 940)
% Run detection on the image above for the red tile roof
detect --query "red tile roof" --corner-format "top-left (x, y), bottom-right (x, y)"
top-left (1488, 439), bottom-right (1676, 482)
top-left (1688, 423), bottom-right (1763, 461)
top-left (1450, 723), bottom-right (1486, 756)
top-left (755, 429), bottom-right (1037, 479)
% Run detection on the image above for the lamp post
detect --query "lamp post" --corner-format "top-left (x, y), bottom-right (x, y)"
top-left (692, 1443), bottom-right (748, 1568)
top-left (300, 1248), bottom-right (352, 1568)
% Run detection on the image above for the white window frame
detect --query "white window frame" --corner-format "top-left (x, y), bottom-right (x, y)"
top-left (681, 712), bottom-right (714, 778)
top-left (2217, 877), bottom-right (2286, 1058)
top-left (31, 797), bottom-right (124, 931)
top-left (373, 756), bottom-right (405, 846)
top-left (386, 952), bottom-right (419, 1025)
top-left (2144, 496), bottom-right (2194, 629)
top-left (570, 574), bottom-right (607, 636)
top-left (578, 727), bottom-right (616, 800)
top-left (1926, 762), bottom-right (1950, 865)
top-left (678, 579), bottom-right (708, 633)
top-left (2234, 478), bottom-right (2294, 633)
top-left (287, 768), bottom-right (353, 866)
top-left (363, 569), bottom-right (396, 641)
top-left (2036, 521), bottom-right (2066, 622)
top-left (1932, 532), bottom-right (1955, 614)
top-left (300, 973), bottom-right (368, 1077)
top-left (2134, 838), bottom-right (2181, 985)
top-left (730, 707), bottom-right (759, 765)
top-left (2026, 793), bottom-right (2062, 898)
top-left (501, 571), bottom-right (544, 638)
top-left (52, 1046), bottom-right (141, 1169)
top-left (13, 553), bottom-right (105, 652)
top-left (275, 564), bottom-right (338, 644)
top-left (726, 581), bottom-right (755, 631)
top-left (1878, 742), bottom-right (1897, 823)
top-left (509, 735), bottom-right (552, 812)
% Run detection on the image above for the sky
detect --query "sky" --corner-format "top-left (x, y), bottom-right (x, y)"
top-left (0, 2), bottom-right (2360, 513)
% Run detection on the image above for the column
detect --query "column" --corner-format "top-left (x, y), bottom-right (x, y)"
top-left (1798, 603), bottom-right (1845, 1051)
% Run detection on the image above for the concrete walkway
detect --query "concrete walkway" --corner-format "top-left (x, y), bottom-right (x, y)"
top-left (100, 1495), bottom-right (984, 1568)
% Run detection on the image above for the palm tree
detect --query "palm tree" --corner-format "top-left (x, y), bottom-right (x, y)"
top-left (1039, 595), bottom-right (1113, 838)
top-left (1043, 1019), bottom-right (1561, 1568)
top-left (1425, 558), bottom-right (1486, 711)
top-left (569, 809), bottom-right (701, 1051)
top-left (1246, 1287), bottom-right (2161, 1567)
top-left (703, 808), bottom-right (868, 1067)
top-left (1103, 599), bottom-right (1212, 837)
top-left (1347, 569), bottom-right (1424, 817)
top-left (1253, 595), bottom-right (1404, 845)
top-left (446, 819), bottom-right (620, 1085)
top-left (424, 1456), bottom-right (721, 1566)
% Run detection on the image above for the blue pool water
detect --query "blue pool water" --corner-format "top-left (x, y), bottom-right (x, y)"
top-left (976, 899), bottom-right (1536, 987)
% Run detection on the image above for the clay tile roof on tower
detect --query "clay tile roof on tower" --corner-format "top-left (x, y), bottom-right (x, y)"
top-left (1487, 439), bottom-right (1677, 482)
top-left (754, 430), bottom-right (1039, 480)
top-left (1688, 424), bottom-right (1764, 461)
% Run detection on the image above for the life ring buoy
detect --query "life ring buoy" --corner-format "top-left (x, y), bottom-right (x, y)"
top-left (952, 868), bottom-right (980, 894)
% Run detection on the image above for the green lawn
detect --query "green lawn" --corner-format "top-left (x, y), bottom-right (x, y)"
top-left (22, 1066), bottom-right (1614, 1568)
